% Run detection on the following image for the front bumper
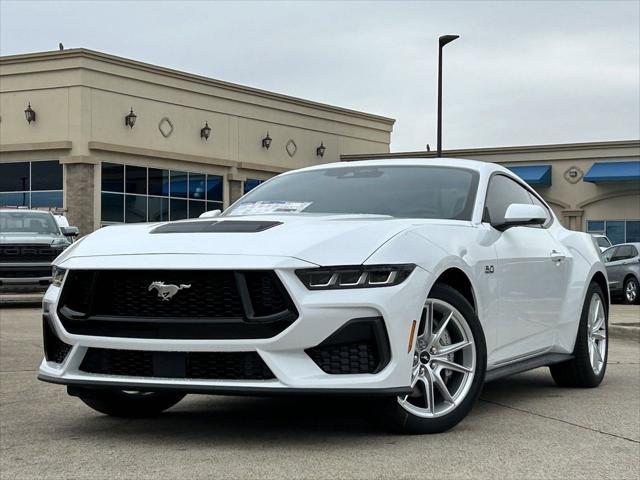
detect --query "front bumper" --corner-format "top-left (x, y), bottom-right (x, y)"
top-left (38, 255), bottom-right (431, 395)
top-left (0, 263), bottom-right (52, 286)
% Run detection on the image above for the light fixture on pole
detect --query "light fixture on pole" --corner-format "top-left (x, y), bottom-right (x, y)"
top-left (436, 34), bottom-right (459, 157)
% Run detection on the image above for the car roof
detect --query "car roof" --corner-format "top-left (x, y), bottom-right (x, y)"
top-left (280, 157), bottom-right (511, 176)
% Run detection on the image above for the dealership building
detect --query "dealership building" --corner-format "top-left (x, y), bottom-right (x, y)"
top-left (1, 49), bottom-right (639, 244)
top-left (0, 49), bottom-right (393, 235)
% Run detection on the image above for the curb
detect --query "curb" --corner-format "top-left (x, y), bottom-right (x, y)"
top-left (609, 325), bottom-right (640, 342)
top-left (0, 294), bottom-right (44, 308)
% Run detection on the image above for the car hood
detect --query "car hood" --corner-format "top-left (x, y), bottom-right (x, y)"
top-left (55, 215), bottom-right (417, 266)
top-left (0, 233), bottom-right (65, 245)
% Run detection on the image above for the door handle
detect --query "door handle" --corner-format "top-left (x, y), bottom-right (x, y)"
top-left (550, 250), bottom-right (566, 263)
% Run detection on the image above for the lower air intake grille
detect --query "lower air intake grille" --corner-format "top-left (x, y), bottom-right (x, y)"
top-left (80, 348), bottom-right (275, 380)
top-left (307, 343), bottom-right (380, 375)
top-left (306, 317), bottom-right (390, 375)
top-left (43, 315), bottom-right (72, 364)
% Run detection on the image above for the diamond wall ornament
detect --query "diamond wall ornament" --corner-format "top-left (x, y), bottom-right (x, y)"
top-left (285, 139), bottom-right (297, 157)
top-left (158, 117), bottom-right (174, 138)
top-left (564, 166), bottom-right (583, 184)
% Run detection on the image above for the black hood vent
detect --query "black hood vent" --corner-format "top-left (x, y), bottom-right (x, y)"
top-left (151, 220), bottom-right (281, 234)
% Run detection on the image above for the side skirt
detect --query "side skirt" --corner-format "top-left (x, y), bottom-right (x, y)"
top-left (485, 353), bottom-right (573, 383)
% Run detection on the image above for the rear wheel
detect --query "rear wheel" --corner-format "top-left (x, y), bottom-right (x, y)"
top-left (550, 282), bottom-right (608, 387)
top-left (77, 389), bottom-right (185, 417)
top-left (384, 284), bottom-right (486, 434)
top-left (623, 277), bottom-right (639, 305)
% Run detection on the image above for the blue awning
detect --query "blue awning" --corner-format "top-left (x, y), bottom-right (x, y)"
top-left (584, 161), bottom-right (640, 183)
top-left (507, 165), bottom-right (552, 187)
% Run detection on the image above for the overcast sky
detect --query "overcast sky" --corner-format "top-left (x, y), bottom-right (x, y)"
top-left (1, 0), bottom-right (638, 151)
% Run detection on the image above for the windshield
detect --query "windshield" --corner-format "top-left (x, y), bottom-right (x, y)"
top-left (0, 211), bottom-right (60, 235)
top-left (225, 166), bottom-right (479, 220)
top-left (595, 237), bottom-right (611, 248)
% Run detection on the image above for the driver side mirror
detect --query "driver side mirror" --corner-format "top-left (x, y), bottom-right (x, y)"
top-left (494, 204), bottom-right (546, 231)
top-left (60, 226), bottom-right (80, 237)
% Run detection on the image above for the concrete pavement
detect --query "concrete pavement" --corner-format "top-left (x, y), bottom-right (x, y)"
top-left (1, 307), bottom-right (639, 479)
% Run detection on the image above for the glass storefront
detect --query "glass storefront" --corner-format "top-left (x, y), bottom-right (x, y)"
top-left (0, 161), bottom-right (63, 209)
top-left (587, 220), bottom-right (640, 245)
top-left (244, 178), bottom-right (264, 194)
top-left (100, 162), bottom-right (223, 224)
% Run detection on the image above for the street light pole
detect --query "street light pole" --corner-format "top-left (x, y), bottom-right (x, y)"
top-left (437, 34), bottom-right (459, 157)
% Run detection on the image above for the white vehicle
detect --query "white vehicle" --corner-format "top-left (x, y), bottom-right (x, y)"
top-left (592, 234), bottom-right (613, 252)
top-left (38, 159), bottom-right (609, 433)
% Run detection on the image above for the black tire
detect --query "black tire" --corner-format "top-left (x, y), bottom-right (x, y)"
top-left (622, 276), bottom-right (639, 305)
top-left (382, 283), bottom-right (487, 434)
top-left (550, 282), bottom-right (608, 388)
top-left (78, 389), bottom-right (186, 417)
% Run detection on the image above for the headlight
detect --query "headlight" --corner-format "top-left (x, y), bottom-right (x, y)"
top-left (51, 266), bottom-right (67, 287)
top-left (296, 264), bottom-right (415, 290)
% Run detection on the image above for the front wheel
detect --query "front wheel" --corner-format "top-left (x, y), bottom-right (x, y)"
top-left (77, 389), bottom-right (186, 417)
top-left (384, 283), bottom-right (487, 434)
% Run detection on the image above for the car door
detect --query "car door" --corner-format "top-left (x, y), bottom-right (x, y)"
top-left (603, 246), bottom-right (622, 294)
top-left (607, 245), bottom-right (635, 294)
top-left (484, 174), bottom-right (569, 362)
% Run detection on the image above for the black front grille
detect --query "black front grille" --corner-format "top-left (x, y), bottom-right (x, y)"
top-left (0, 245), bottom-right (63, 263)
top-left (80, 348), bottom-right (275, 380)
top-left (43, 315), bottom-right (72, 364)
top-left (95, 270), bottom-right (244, 319)
top-left (306, 318), bottom-right (391, 375)
top-left (0, 266), bottom-right (52, 278)
top-left (58, 270), bottom-right (297, 339)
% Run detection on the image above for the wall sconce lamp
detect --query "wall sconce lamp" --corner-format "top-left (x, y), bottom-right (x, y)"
top-left (316, 141), bottom-right (326, 158)
top-left (24, 103), bottom-right (36, 124)
top-left (262, 132), bottom-right (272, 150)
top-left (201, 121), bottom-right (212, 140)
top-left (124, 108), bottom-right (137, 128)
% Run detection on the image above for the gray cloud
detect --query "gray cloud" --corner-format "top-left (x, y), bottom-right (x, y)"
top-left (1, 0), bottom-right (638, 151)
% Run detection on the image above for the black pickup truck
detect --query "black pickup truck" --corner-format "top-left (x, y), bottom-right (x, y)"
top-left (0, 209), bottom-right (78, 290)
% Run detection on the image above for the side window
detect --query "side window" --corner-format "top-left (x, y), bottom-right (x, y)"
top-left (630, 246), bottom-right (639, 258)
top-left (603, 247), bottom-right (618, 263)
top-left (483, 175), bottom-right (532, 225)
top-left (616, 245), bottom-right (634, 261)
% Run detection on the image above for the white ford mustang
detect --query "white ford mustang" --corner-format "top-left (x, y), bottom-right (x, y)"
top-left (39, 158), bottom-right (609, 433)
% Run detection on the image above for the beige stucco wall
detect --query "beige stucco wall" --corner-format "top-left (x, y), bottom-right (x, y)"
top-left (0, 48), bottom-right (394, 231)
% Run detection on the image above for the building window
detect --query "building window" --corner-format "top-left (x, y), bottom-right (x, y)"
top-left (0, 160), bottom-right (63, 209)
top-left (244, 178), bottom-right (264, 194)
top-left (587, 220), bottom-right (640, 245)
top-left (100, 162), bottom-right (224, 224)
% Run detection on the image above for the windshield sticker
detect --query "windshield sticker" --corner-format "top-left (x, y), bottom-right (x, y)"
top-left (232, 201), bottom-right (312, 215)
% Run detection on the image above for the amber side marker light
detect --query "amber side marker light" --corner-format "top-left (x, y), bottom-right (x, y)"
top-left (407, 319), bottom-right (417, 353)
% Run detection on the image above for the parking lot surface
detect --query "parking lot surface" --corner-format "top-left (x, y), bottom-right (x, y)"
top-left (1, 307), bottom-right (639, 479)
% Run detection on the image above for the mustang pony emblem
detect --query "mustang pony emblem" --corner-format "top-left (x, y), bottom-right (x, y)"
top-left (148, 281), bottom-right (191, 301)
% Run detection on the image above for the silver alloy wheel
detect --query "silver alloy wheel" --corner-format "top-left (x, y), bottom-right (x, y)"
top-left (587, 293), bottom-right (607, 375)
top-left (398, 299), bottom-right (476, 418)
top-left (625, 279), bottom-right (638, 303)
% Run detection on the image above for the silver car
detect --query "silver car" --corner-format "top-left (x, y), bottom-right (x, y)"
top-left (603, 242), bottom-right (640, 304)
